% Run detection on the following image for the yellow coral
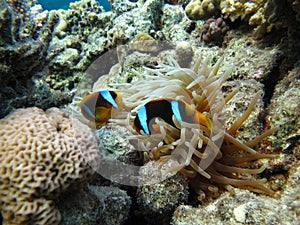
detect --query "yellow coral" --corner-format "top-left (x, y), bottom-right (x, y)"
top-left (220, 0), bottom-right (267, 25)
top-left (0, 107), bottom-right (100, 225)
top-left (185, 0), bottom-right (220, 20)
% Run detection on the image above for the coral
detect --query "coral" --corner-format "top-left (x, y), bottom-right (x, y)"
top-left (175, 41), bottom-right (194, 68)
top-left (88, 185), bottom-right (132, 225)
top-left (59, 185), bottom-right (132, 225)
top-left (95, 126), bottom-right (136, 160)
top-left (220, 0), bottom-right (265, 23)
top-left (161, 3), bottom-right (192, 42)
top-left (220, 0), bottom-right (300, 36)
top-left (0, 107), bottom-right (100, 225)
top-left (0, 0), bottom-right (60, 118)
top-left (185, 0), bottom-right (220, 20)
top-left (1, 0), bottom-right (116, 118)
top-left (65, 0), bottom-right (106, 40)
top-left (137, 172), bottom-right (188, 224)
top-left (219, 0), bottom-right (298, 34)
top-left (50, 0), bottom-right (113, 67)
top-left (107, 0), bottom-right (163, 45)
top-left (2, 0), bottom-right (48, 41)
top-left (129, 33), bottom-right (159, 52)
top-left (193, 37), bottom-right (282, 80)
top-left (111, 0), bottom-right (140, 15)
top-left (201, 17), bottom-right (228, 46)
top-left (45, 48), bottom-right (81, 91)
top-left (172, 160), bottom-right (300, 224)
top-left (266, 62), bottom-right (300, 153)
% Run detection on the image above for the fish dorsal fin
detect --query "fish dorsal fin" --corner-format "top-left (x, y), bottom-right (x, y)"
top-left (171, 100), bottom-right (182, 123)
top-left (100, 90), bottom-right (118, 108)
top-left (137, 106), bottom-right (150, 135)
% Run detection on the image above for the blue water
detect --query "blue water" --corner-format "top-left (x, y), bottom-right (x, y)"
top-left (38, 0), bottom-right (111, 11)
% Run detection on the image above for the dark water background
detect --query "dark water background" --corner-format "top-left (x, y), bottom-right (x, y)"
top-left (38, 0), bottom-right (112, 11)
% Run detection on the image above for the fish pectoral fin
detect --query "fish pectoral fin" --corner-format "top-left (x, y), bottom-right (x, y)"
top-left (151, 124), bottom-right (162, 134)
top-left (198, 112), bottom-right (213, 130)
top-left (95, 106), bottom-right (112, 122)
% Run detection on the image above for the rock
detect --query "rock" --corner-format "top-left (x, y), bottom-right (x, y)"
top-left (59, 185), bottom-right (132, 225)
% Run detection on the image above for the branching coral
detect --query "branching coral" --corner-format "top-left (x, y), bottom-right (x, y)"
top-left (0, 0), bottom-right (57, 118)
top-left (110, 55), bottom-right (278, 198)
top-left (0, 107), bottom-right (100, 225)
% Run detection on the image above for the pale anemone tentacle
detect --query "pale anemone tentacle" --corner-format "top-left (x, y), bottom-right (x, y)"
top-left (227, 91), bottom-right (263, 135)
top-left (109, 55), bottom-right (277, 197)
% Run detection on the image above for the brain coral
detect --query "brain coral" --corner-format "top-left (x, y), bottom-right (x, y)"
top-left (0, 107), bottom-right (100, 225)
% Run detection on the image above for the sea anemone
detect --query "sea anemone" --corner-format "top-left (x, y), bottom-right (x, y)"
top-left (109, 55), bottom-right (278, 198)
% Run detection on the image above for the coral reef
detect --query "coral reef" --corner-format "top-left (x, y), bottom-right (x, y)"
top-left (0, 0), bottom-right (55, 118)
top-left (220, 0), bottom-right (268, 25)
top-left (48, 0), bottom-right (113, 89)
top-left (0, 0), bottom-right (299, 224)
top-left (0, 107), bottom-right (100, 225)
top-left (172, 161), bottom-right (300, 224)
top-left (185, 0), bottom-right (220, 20)
top-left (219, 0), bottom-right (299, 34)
top-left (107, 0), bottom-right (163, 45)
top-left (201, 17), bottom-right (228, 46)
top-left (194, 37), bottom-right (282, 80)
top-left (136, 173), bottom-right (188, 224)
top-left (221, 79), bottom-right (265, 143)
top-left (59, 185), bottom-right (131, 225)
top-left (266, 61), bottom-right (300, 153)
top-left (161, 3), bottom-right (192, 43)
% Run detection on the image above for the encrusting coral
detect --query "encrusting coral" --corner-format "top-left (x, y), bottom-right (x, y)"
top-left (0, 107), bottom-right (100, 225)
top-left (109, 55), bottom-right (278, 198)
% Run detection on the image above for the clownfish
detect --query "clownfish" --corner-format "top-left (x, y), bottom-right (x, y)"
top-left (79, 90), bottom-right (123, 127)
top-left (133, 98), bottom-right (213, 135)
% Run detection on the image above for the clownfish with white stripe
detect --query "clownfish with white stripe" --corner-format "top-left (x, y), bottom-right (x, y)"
top-left (79, 90), bottom-right (123, 127)
top-left (133, 98), bottom-right (213, 135)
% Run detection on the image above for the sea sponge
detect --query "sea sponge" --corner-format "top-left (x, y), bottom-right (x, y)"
top-left (0, 107), bottom-right (100, 225)
top-left (185, 0), bottom-right (220, 20)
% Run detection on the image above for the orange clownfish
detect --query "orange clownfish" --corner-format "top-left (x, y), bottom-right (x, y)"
top-left (79, 90), bottom-right (123, 127)
top-left (133, 98), bottom-right (213, 135)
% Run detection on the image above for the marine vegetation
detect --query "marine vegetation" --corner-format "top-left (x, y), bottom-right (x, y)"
top-left (80, 55), bottom-right (278, 199)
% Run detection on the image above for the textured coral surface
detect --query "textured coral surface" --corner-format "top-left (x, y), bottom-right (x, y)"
top-left (0, 107), bottom-right (99, 225)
